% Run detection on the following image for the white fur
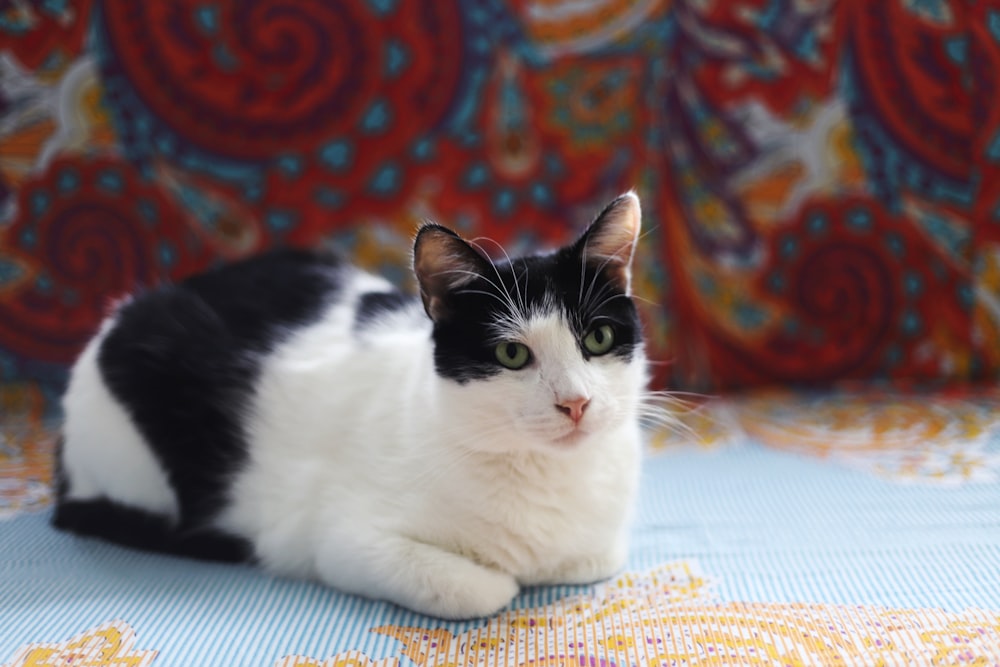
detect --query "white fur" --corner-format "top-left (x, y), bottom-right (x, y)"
top-left (60, 270), bottom-right (646, 621)
top-left (220, 266), bottom-right (646, 619)
top-left (60, 318), bottom-right (180, 519)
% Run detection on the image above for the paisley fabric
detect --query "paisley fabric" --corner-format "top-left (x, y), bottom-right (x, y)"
top-left (1, 0), bottom-right (999, 405)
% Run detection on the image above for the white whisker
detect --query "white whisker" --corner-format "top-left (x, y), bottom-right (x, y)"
top-left (471, 236), bottom-right (526, 315)
top-left (438, 267), bottom-right (520, 317)
top-left (466, 238), bottom-right (523, 318)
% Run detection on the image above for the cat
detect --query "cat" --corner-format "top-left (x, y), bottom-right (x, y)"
top-left (53, 192), bottom-right (649, 620)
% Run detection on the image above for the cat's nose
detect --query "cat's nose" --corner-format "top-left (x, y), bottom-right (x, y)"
top-left (555, 396), bottom-right (590, 423)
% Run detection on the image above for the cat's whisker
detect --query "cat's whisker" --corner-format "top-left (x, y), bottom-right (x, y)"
top-left (645, 389), bottom-right (716, 400)
top-left (645, 420), bottom-right (701, 444)
top-left (581, 281), bottom-right (617, 319)
top-left (584, 291), bottom-right (630, 319)
top-left (626, 401), bottom-right (698, 428)
top-left (636, 404), bottom-right (691, 419)
top-left (453, 288), bottom-right (513, 309)
top-left (519, 264), bottom-right (530, 312)
top-left (470, 236), bottom-right (527, 315)
top-left (581, 237), bottom-right (634, 311)
top-left (439, 267), bottom-right (521, 317)
top-left (581, 253), bottom-right (613, 316)
top-left (635, 226), bottom-right (659, 245)
top-left (639, 405), bottom-right (702, 426)
top-left (642, 392), bottom-right (717, 415)
top-left (636, 398), bottom-right (689, 414)
top-left (634, 398), bottom-right (731, 442)
top-left (438, 268), bottom-right (513, 305)
top-left (628, 294), bottom-right (660, 307)
top-left (466, 238), bottom-right (524, 318)
top-left (579, 235), bottom-right (591, 306)
top-left (641, 394), bottom-right (702, 411)
top-left (640, 411), bottom-right (699, 428)
top-left (589, 402), bottom-right (702, 442)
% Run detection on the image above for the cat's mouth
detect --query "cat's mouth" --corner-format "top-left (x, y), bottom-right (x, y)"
top-left (551, 428), bottom-right (587, 446)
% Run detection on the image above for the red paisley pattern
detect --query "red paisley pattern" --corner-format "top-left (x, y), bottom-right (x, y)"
top-left (683, 0), bottom-right (846, 115)
top-left (0, 156), bottom-right (212, 363)
top-left (666, 197), bottom-right (971, 389)
top-left (0, 0), bottom-right (94, 69)
top-left (98, 0), bottom-right (464, 161)
top-left (967, 2), bottom-right (1000, 375)
top-left (427, 54), bottom-right (647, 248)
top-left (845, 0), bottom-right (972, 182)
top-left (0, 0), bottom-right (996, 403)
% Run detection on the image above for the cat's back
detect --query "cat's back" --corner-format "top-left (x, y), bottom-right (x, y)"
top-left (82, 246), bottom-right (349, 415)
top-left (54, 247), bottom-right (407, 556)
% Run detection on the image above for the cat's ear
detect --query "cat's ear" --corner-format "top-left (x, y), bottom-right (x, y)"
top-left (573, 191), bottom-right (642, 295)
top-left (413, 223), bottom-right (491, 321)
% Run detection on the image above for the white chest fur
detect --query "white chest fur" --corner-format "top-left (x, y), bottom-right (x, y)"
top-left (218, 287), bottom-right (644, 618)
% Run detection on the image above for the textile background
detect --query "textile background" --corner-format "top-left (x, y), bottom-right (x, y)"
top-left (2, 0), bottom-right (1000, 415)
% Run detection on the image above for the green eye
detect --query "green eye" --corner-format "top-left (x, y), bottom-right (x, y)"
top-left (495, 341), bottom-right (531, 370)
top-left (583, 324), bottom-right (615, 355)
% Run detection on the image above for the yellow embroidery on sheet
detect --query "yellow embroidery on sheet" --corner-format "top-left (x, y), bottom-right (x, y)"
top-left (273, 652), bottom-right (400, 667)
top-left (3, 620), bottom-right (156, 667)
top-left (280, 562), bottom-right (1000, 666)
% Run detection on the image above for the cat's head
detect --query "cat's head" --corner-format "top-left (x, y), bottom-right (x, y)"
top-left (413, 192), bottom-right (647, 452)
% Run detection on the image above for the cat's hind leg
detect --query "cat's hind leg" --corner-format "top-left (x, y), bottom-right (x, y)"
top-left (56, 325), bottom-right (179, 519)
top-left (54, 328), bottom-right (252, 562)
top-left (311, 529), bottom-right (519, 620)
top-left (52, 493), bottom-right (252, 562)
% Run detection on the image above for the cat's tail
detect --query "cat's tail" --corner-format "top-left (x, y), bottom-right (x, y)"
top-left (51, 497), bottom-right (252, 563)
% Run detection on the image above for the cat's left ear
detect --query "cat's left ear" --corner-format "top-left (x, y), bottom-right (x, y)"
top-left (413, 223), bottom-right (493, 322)
top-left (573, 191), bottom-right (642, 295)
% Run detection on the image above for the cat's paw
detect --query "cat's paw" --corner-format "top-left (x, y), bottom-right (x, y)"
top-left (316, 532), bottom-right (519, 621)
top-left (523, 547), bottom-right (627, 587)
top-left (415, 562), bottom-right (520, 620)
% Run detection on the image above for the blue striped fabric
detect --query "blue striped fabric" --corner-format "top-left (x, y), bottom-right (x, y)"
top-left (2, 435), bottom-right (999, 665)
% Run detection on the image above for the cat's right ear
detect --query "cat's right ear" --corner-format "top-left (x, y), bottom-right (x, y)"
top-left (413, 223), bottom-right (491, 322)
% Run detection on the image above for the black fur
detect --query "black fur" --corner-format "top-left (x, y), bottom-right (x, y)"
top-left (354, 290), bottom-right (414, 331)
top-left (53, 497), bottom-right (253, 562)
top-left (431, 248), bottom-right (641, 383)
top-left (53, 216), bottom-right (641, 560)
top-left (52, 248), bottom-right (341, 561)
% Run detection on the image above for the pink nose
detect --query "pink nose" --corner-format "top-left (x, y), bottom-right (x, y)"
top-left (555, 396), bottom-right (590, 423)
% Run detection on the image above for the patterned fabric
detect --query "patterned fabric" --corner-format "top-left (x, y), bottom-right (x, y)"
top-left (4, 6), bottom-right (1000, 659)
top-left (3, 391), bottom-right (1000, 665)
top-left (653, 388), bottom-right (1000, 485)
top-left (2, 1), bottom-right (1000, 406)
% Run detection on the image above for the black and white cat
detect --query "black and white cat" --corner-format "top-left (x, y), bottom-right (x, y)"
top-left (53, 192), bottom-right (648, 620)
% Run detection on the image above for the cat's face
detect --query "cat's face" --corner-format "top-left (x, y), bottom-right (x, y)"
top-left (414, 193), bottom-right (647, 452)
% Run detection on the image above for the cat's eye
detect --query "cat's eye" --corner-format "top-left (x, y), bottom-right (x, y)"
top-left (583, 324), bottom-right (615, 356)
top-left (495, 341), bottom-right (531, 370)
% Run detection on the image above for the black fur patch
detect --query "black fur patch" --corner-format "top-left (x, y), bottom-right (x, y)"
top-left (54, 248), bottom-right (341, 561)
top-left (354, 290), bottom-right (414, 331)
top-left (52, 498), bottom-right (253, 562)
top-left (432, 247), bottom-right (641, 383)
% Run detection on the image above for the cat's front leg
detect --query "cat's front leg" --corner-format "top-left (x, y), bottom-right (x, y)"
top-left (315, 530), bottom-right (519, 620)
top-left (521, 543), bottom-right (628, 587)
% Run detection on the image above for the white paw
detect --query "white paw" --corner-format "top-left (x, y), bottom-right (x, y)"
top-left (414, 563), bottom-right (519, 620)
top-left (524, 547), bottom-right (627, 586)
top-left (313, 532), bottom-right (520, 621)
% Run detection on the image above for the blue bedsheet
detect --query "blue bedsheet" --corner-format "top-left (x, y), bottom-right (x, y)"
top-left (2, 391), bottom-right (999, 665)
